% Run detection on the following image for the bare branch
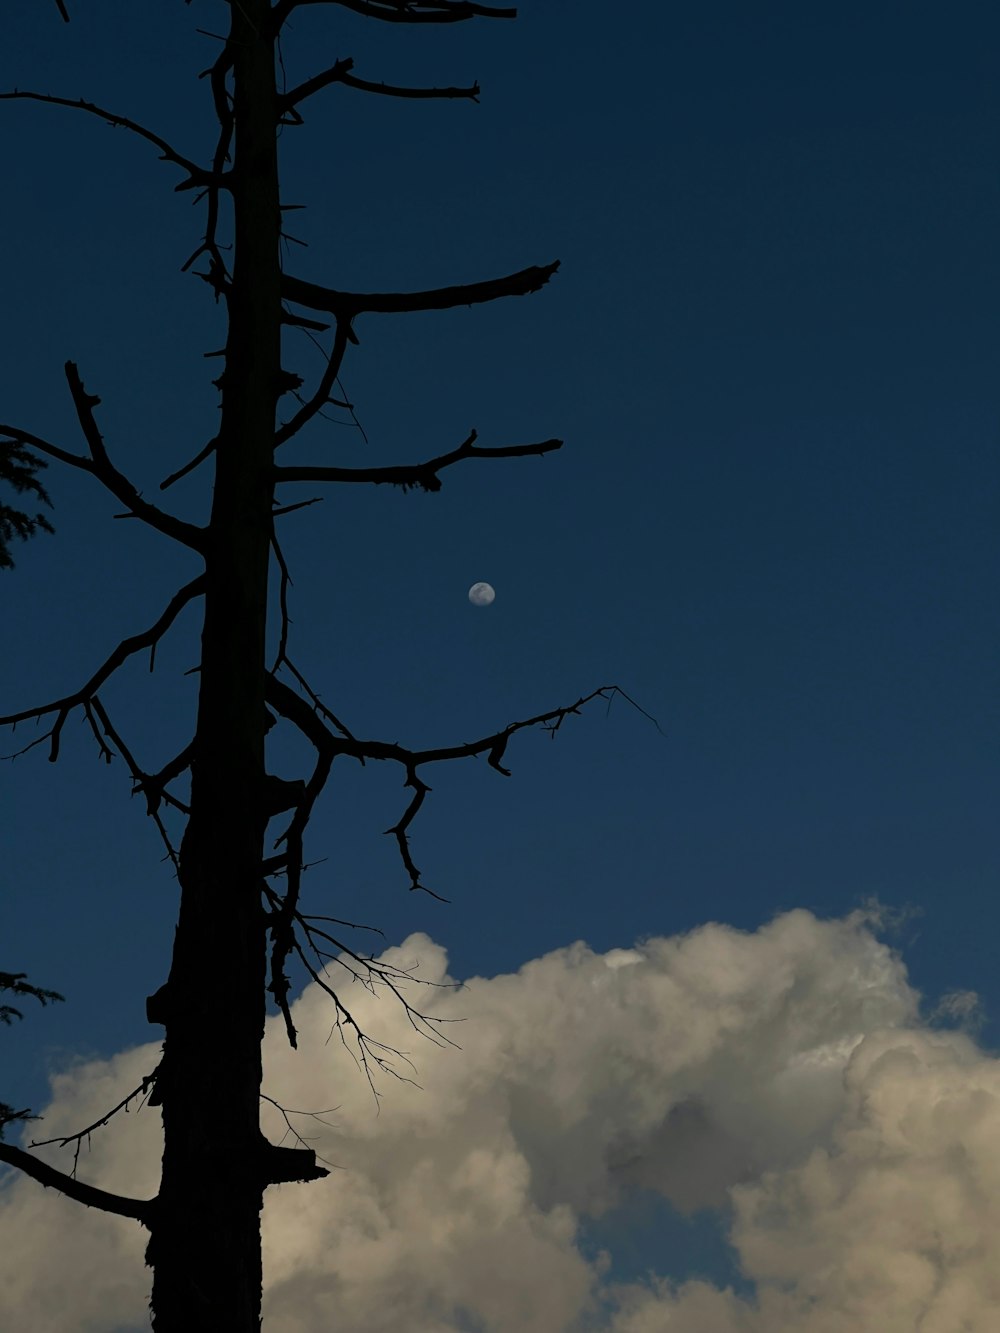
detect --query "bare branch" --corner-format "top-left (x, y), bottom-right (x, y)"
top-left (130, 740), bottom-right (195, 818)
top-left (284, 660), bottom-right (357, 743)
top-left (278, 57), bottom-right (479, 116)
top-left (259, 1092), bottom-right (340, 1170)
top-left (1, 370), bottom-right (206, 552)
top-left (89, 698), bottom-right (184, 872)
top-left (256, 1136), bottom-right (330, 1185)
top-left (63, 363), bottom-right (207, 551)
top-left (278, 56), bottom-right (350, 117)
top-left (0, 423), bottom-right (93, 474)
top-left (270, 528), bottom-right (296, 676)
top-left (273, 427), bottom-right (561, 492)
top-left (281, 259), bottom-right (558, 320)
top-left (159, 437), bottom-right (218, 492)
top-left (0, 575), bottom-right (206, 760)
top-left (179, 48), bottom-right (234, 282)
top-left (290, 939), bottom-right (421, 1103)
top-left (341, 69), bottom-right (479, 101)
top-left (264, 671), bottom-right (644, 897)
top-left (266, 538), bottom-right (357, 740)
top-left (260, 648), bottom-right (650, 1058)
top-left (271, 0), bottom-right (516, 31)
top-left (280, 307), bottom-right (330, 333)
top-left (385, 766), bottom-right (443, 898)
top-left (0, 1142), bottom-right (153, 1225)
top-left (265, 671), bottom-right (356, 753)
top-left (299, 912), bottom-right (384, 938)
top-left (82, 698), bottom-right (114, 765)
top-left (293, 915), bottom-right (460, 1044)
top-left (262, 734), bottom-right (335, 1048)
top-left (29, 1067), bottom-right (160, 1179)
top-left (0, 92), bottom-right (218, 192)
top-left (262, 865), bottom-right (467, 1106)
top-left (275, 318), bottom-right (353, 447)
top-left (271, 496), bottom-right (324, 518)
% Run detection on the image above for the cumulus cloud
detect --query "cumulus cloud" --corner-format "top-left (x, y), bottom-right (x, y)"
top-left (0, 906), bottom-right (995, 1332)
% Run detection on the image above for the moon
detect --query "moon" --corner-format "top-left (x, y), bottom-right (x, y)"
top-left (468, 581), bottom-right (495, 607)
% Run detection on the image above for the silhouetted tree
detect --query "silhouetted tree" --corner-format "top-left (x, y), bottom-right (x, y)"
top-left (1, 436), bottom-right (60, 1138)
top-left (0, 442), bottom-right (54, 571)
top-left (0, 4), bottom-right (645, 1328)
top-left (0, 972), bottom-right (65, 1141)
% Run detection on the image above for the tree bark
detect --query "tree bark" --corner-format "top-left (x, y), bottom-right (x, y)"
top-left (146, 3), bottom-right (280, 1327)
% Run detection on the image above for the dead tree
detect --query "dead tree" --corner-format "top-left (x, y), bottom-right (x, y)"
top-left (0, 4), bottom-right (646, 1328)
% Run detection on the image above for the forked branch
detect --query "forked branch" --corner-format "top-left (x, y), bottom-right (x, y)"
top-left (279, 57), bottom-right (479, 117)
top-left (280, 924), bottom-right (457, 1103)
top-left (28, 1067), bottom-right (160, 1181)
top-left (264, 670), bottom-right (650, 899)
top-left (0, 365), bottom-right (206, 553)
top-left (89, 699), bottom-right (184, 872)
top-left (275, 318), bottom-right (354, 447)
top-left (130, 739), bottom-right (196, 818)
top-left (179, 47), bottom-right (234, 280)
top-left (0, 575), bottom-right (206, 761)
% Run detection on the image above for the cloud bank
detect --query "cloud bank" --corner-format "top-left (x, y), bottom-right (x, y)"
top-left (1, 906), bottom-right (995, 1332)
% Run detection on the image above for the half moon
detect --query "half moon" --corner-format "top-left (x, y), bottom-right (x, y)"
top-left (468, 582), bottom-right (496, 606)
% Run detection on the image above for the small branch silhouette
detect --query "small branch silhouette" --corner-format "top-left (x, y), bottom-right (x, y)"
top-left (274, 427), bottom-right (562, 493)
top-left (28, 1067), bottom-right (160, 1179)
top-left (0, 92), bottom-right (217, 192)
top-left (270, 0), bottom-right (516, 32)
top-left (281, 260), bottom-right (558, 320)
top-left (275, 317), bottom-right (354, 447)
top-left (0, 365), bottom-right (206, 553)
top-left (0, 1142), bottom-right (153, 1224)
top-left (264, 670), bottom-right (654, 901)
top-left (279, 57), bottom-right (479, 117)
top-left (1, 576), bottom-right (206, 761)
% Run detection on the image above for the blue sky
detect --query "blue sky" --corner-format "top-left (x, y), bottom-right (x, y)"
top-left (1, 3), bottom-right (998, 1329)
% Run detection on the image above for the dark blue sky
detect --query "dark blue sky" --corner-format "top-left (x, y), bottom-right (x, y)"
top-left (1, 0), bottom-right (998, 1315)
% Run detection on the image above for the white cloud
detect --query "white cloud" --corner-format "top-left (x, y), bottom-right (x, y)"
top-left (1, 906), bottom-right (996, 1332)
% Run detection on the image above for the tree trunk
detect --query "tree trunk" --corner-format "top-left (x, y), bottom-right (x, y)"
top-left (146, 4), bottom-right (280, 1327)
top-left (0, 3), bottom-right (630, 1326)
